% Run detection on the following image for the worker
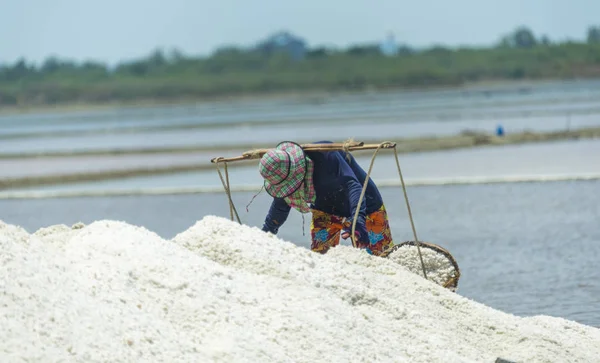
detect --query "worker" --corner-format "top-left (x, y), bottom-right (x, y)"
top-left (259, 140), bottom-right (394, 257)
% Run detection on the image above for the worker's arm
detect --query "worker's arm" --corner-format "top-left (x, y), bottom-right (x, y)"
top-left (262, 197), bottom-right (291, 234)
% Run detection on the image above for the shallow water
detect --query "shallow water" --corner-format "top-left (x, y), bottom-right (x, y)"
top-left (1, 79), bottom-right (599, 155)
top-left (1, 180), bottom-right (599, 328)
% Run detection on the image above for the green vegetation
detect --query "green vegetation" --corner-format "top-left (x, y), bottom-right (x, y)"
top-left (2, 26), bottom-right (600, 108)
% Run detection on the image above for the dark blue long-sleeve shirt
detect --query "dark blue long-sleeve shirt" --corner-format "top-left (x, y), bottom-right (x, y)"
top-left (262, 141), bottom-right (383, 234)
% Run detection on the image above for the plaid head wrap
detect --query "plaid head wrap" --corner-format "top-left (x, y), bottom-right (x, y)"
top-left (259, 141), bottom-right (316, 213)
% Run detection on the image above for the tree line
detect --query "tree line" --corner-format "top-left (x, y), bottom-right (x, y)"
top-left (1, 25), bottom-right (600, 108)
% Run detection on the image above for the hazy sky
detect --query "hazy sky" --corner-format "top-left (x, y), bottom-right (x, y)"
top-left (1, 0), bottom-right (598, 65)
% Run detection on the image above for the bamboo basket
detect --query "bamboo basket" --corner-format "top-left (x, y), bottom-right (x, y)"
top-left (384, 241), bottom-right (461, 292)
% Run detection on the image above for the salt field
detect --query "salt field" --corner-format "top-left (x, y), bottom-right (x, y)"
top-left (1, 80), bottom-right (600, 361)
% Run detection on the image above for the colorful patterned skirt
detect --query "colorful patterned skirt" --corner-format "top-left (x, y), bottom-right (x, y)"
top-left (310, 204), bottom-right (394, 257)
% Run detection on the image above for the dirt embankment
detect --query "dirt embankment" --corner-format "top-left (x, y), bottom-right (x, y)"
top-left (1, 126), bottom-right (599, 190)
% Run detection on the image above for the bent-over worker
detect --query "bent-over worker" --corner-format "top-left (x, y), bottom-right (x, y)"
top-left (259, 140), bottom-right (394, 257)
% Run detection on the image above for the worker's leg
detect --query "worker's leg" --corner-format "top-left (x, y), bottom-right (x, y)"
top-left (364, 204), bottom-right (395, 257)
top-left (310, 209), bottom-right (344, 254)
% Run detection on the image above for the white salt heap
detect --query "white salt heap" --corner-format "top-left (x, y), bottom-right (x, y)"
top-left (2, 216), bottom-right (600, 363)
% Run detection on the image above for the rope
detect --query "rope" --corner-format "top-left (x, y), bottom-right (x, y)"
top-left (343, 138), bottom-right (354, 162)
top-left (224, 162), bottom-right (234, 221)
top-left (245, 185), bottom-right (264, 212)
top-left (392, 147), bottom-right (428, 280)
top-left (350, 142), bottom-right (428, 280)
top-left (247, 149), bottom-right (265, 159)
top-left (214, 159), bottom-right (241, 224)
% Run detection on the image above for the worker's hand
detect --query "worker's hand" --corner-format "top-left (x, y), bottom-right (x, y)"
top-left (341, 217), bottom-right (369, 248)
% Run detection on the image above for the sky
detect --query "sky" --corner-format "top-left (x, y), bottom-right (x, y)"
top-left (1, 0), bottom-right (599, 66)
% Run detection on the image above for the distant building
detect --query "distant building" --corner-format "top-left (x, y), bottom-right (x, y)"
top-left (379, 32), bottom-right (399, 56)
top-left (255, 31), bottom-right (307, 61)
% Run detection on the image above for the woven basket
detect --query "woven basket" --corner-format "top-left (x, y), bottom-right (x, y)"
top-left (384, 241), bottom-right (461, 292)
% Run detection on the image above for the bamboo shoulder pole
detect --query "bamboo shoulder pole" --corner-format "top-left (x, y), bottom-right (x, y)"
top-left (211, 141), bottom-right (397, 164)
